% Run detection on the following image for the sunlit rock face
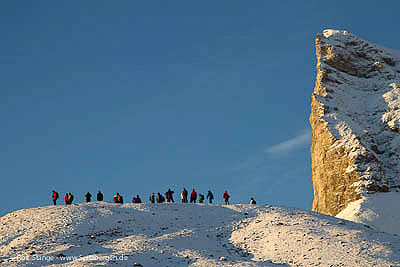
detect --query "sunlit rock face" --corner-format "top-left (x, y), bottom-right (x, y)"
top-left (310, 29), bottom-right (400, 216)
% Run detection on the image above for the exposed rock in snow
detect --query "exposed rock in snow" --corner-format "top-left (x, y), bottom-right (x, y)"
top-left (1, 203), bottom-right (400, 266)
top-left (310, 29), bottom-right (400, 218)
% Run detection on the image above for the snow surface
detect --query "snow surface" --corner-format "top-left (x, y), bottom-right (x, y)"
top-left (322, 29), bottom-right (349, 38)
top-left (1, 203), bottom-right (400, 266)
top-left (337, 192), bottom-right (400, 236)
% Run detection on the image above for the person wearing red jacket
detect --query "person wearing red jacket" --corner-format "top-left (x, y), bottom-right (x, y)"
top-left (113, 193), bottom-right (123, 204)
top-left (190, 188), bottom-right (197, 203)
top-left (52, 190), bottom-right (59, 205)
top-left (222, 190), bottom-right (230, 204)
top-left (64, 193), bottom-right (69, 205)
top-left (64, 193), bottom-right (74, 205)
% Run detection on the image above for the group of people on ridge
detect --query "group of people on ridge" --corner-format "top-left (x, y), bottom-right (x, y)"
top-left (52, 188), bottom-right (256, 206)
top-left (52, 190), bottom-right (103, 205)
top-left (147, 188), bottom-right (218, 204)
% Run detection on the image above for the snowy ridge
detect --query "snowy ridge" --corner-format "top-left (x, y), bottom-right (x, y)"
top-left (1, 203), bottom-right (400, 266)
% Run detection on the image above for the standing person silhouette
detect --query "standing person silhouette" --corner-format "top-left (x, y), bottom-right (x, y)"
top-left (113, 193), bottom-right (123, 204)
top-left (156, 192), bottom-right (165, 203)
top-left (97, 190), bottom-right (103, 201)
top-left (149, 193), bottom-right (155, 203)
top-left (181, 188), bottom-right (188, 203)
top-left (85, 192), bottom-right (92, 202)
top-left (190, 188), bottom-right (197, 203)
top-left (206, 190), bottom-right (214, 204)
top-left (222, 190), bottom-right (230, 204)
top-left (68, 192), bottom-right (74, 204)
top-left (64, 193), bottom-right (69, 205)
top-left (166, 188), bottom-right (175, 203)
top-left (51, 190), bottom-right (59, 205)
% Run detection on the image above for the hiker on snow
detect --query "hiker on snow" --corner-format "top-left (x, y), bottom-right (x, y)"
top-left (113, 193), bottom-right (123, 204)
top-left (97, 190), bottom-right (103, 201)
top-left (85, 192), bottom-right (92, 202)
top-left (156, 192), bottom-right (165, 203)
top-left (206, 190), bottom-right (214, 204)
top-left (222, 190), bottom-right (230, 204)
top-left (198, 194), bottom-right (204, 203)
top-left (181, 188), bottom-right (188, 203)
top-left (190, 188), bottom-right (197, 203)
top-left (68, 192), bottom-right (74, 204)
top-left (65, 192), bottom-right (74, 205)
top-left (166, 188), bottom-right (175, 203)
top-left (64, 193), bottom-right (69, 205)
top-left (250, 197), bottom-right (256, 205)
top-left (52, 190), bottom-right (59, 205)
top-left (149, 193), bottom-right (155, 203)
top-left (133, 195), bottom-right (142, 203)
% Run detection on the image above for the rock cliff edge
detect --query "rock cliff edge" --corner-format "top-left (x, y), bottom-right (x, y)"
top-left (310, 30), bottom-right (400, 216)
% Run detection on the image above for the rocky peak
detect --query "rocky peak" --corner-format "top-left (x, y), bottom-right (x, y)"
top-left (310, 30), bottom-right (400, 216)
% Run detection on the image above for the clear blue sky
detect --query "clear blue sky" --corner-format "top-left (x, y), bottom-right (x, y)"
top-left (1, 1), bottom-right (400, 216)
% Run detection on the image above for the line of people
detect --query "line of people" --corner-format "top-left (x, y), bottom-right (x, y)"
top-left (52, 188), bottom-right (257, 206)
top-left (52, 190), bottom-right (103, 205)
top-left (148, 188), bottom-right (221, 204)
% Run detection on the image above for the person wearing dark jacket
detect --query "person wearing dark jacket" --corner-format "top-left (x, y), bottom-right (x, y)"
top-left (190, 189), bottom-right (197, 203)
top-left (250, 197), bottom-right (256, 204)
top-left (156, 192), bottom-right (165, 203)
top-left (206, 190), bottom-right (214, 204)
top-left (181, 188), bottom-right (188, 203)
top-left (149, 193), bottom-right (155, 203)
top-left (85, 192), bottom-right (92, 202)
top-left (97, 190), bottom-right (103, 201)
top-left (52, 190), bottom-right (59, 205)
top-left (165, 188), bottom-right (175, 203)
top-left (133, 195), bottom-right (142, 203)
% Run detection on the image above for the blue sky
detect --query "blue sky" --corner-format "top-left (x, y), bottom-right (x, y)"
top-left (1, 1), bottom-right (400, 216)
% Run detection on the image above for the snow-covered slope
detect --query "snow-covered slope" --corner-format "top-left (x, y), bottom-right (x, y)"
top-left (337, 192), bottom-right (400, 236)
top-left (1, 203), bottom-right (400, 266)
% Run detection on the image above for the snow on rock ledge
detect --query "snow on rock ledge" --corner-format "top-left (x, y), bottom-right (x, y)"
top-left (310, 29), bottom-right (400, 219)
